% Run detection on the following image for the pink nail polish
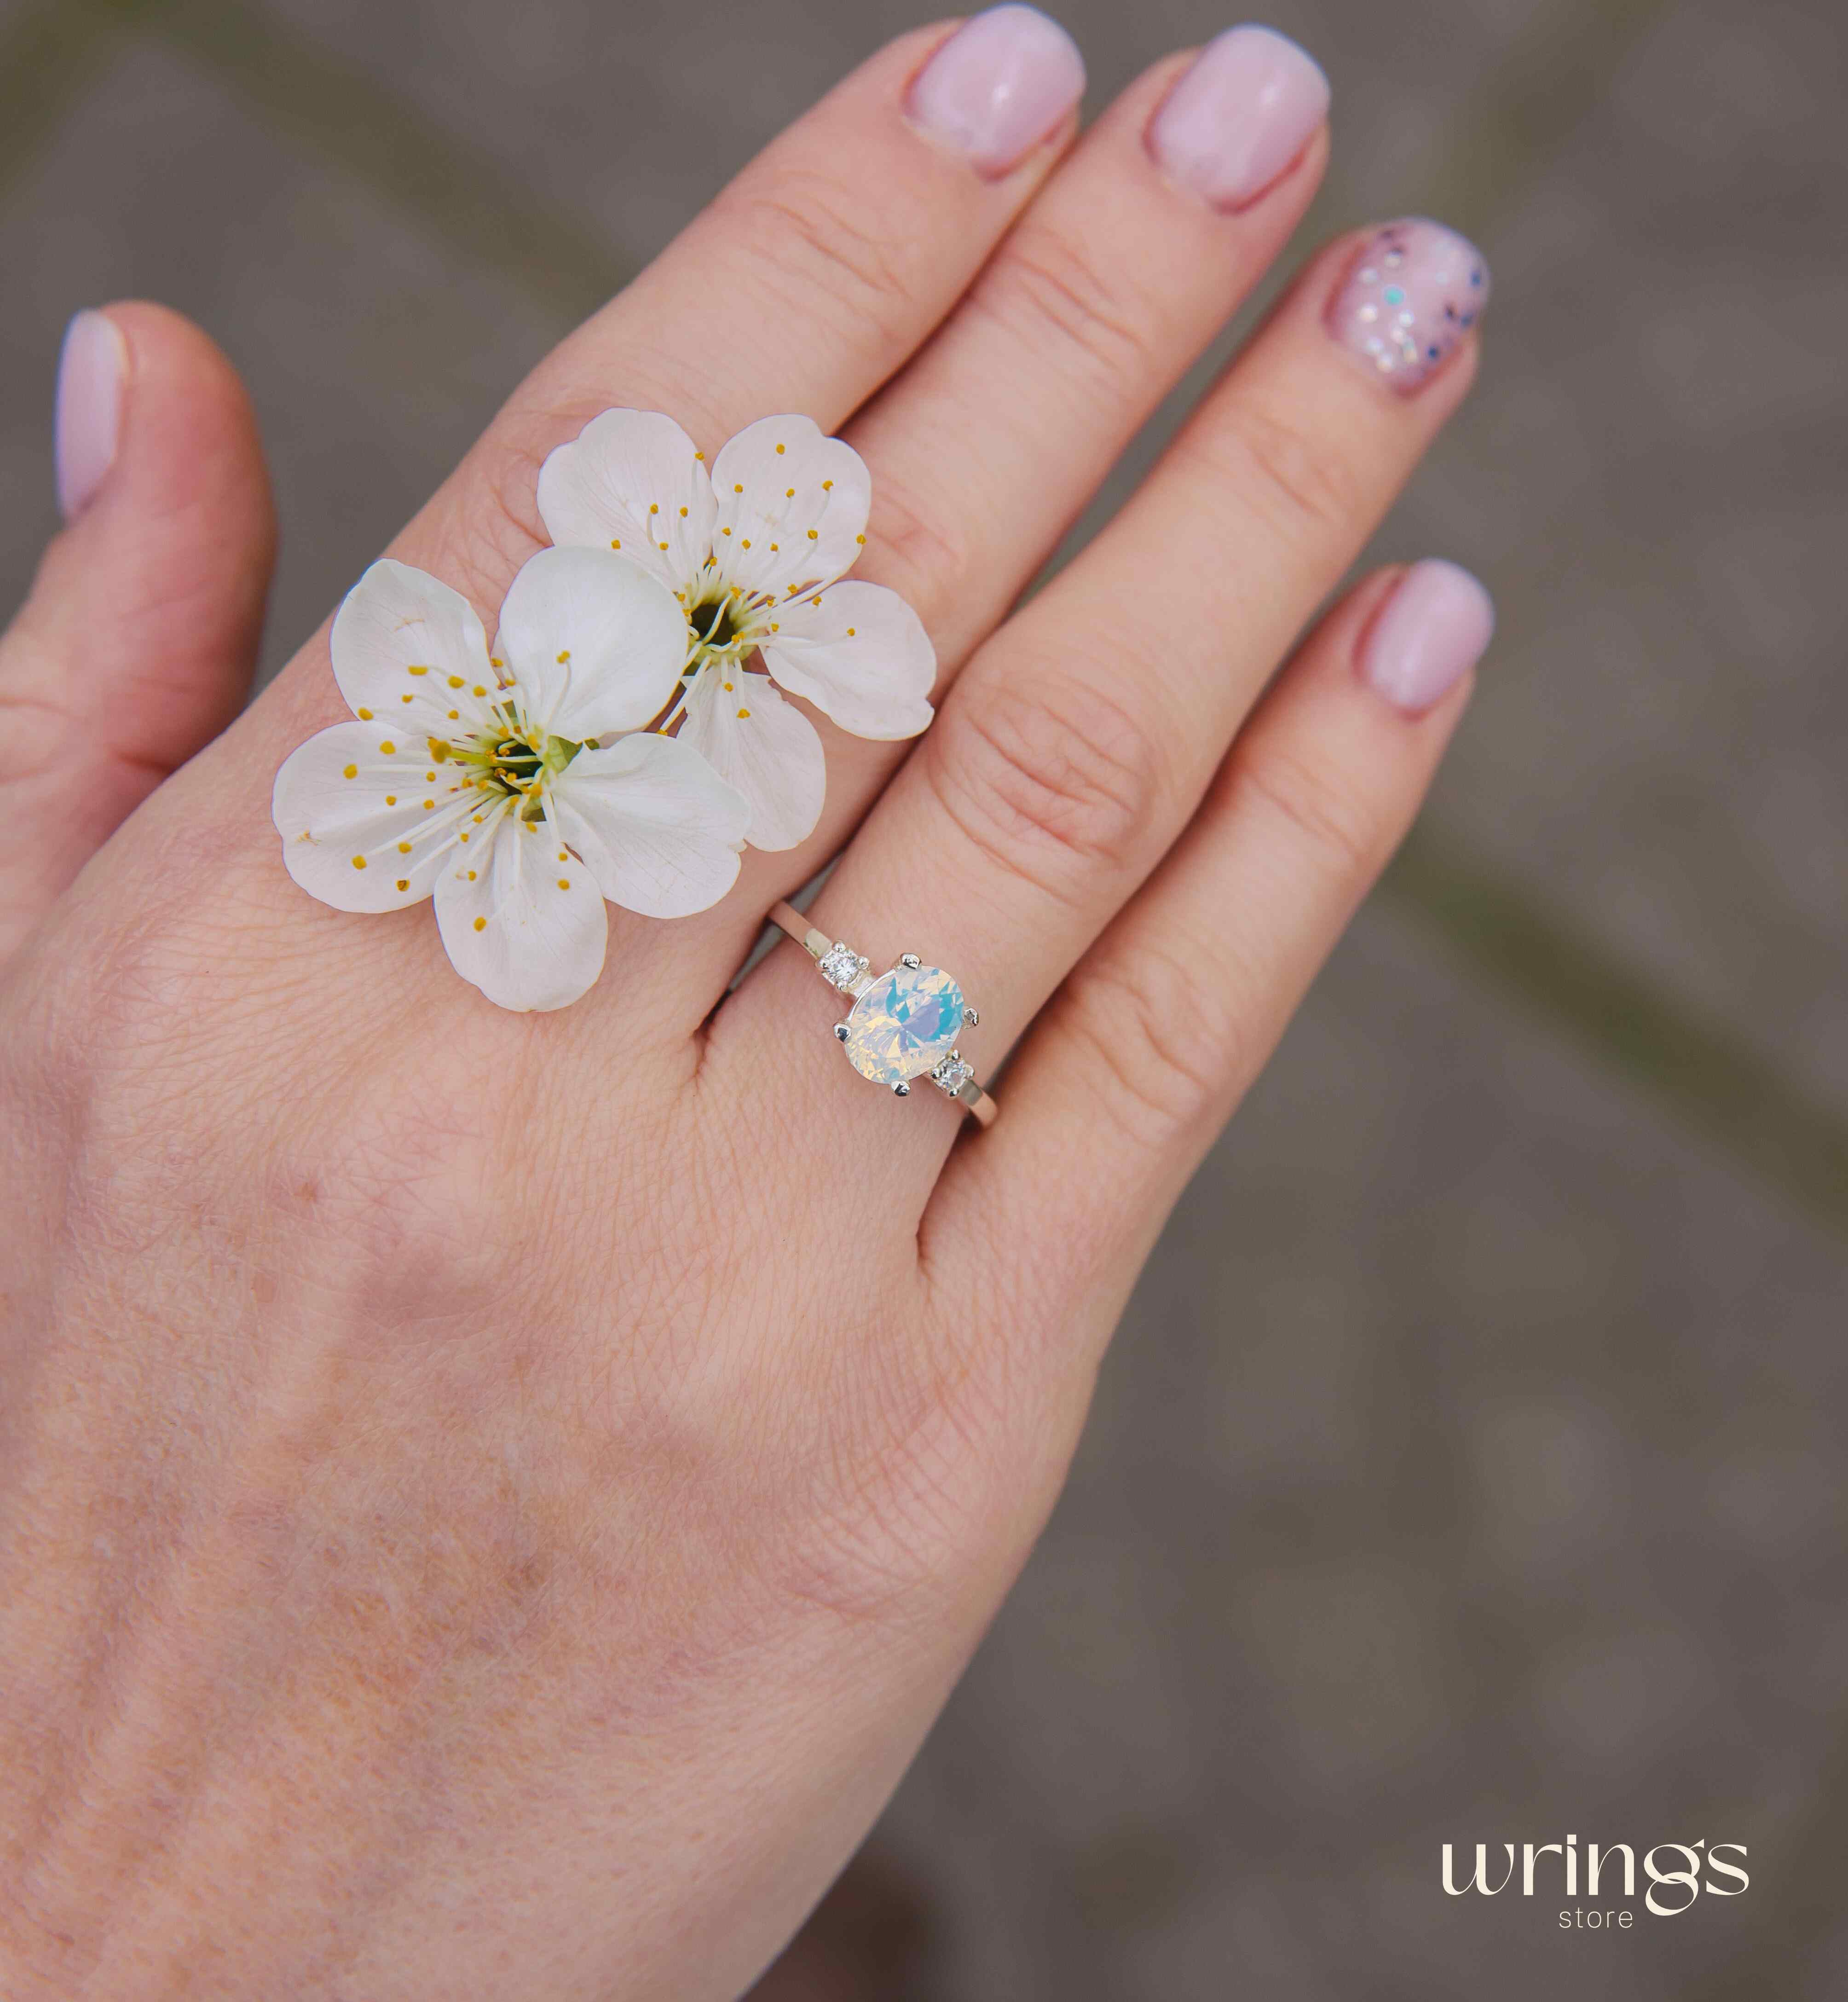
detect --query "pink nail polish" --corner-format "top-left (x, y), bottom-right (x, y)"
top-left (1359, 560), bottom-right (1495, 714)
top-left (1327, 220), bottom-right (1490, 394)
top-left (1146, 25), bottom-right (1328, 212)
top-left (907, 5), bottom-right (1086, 179)
top-left (55, 308), bottom-right (128, 521)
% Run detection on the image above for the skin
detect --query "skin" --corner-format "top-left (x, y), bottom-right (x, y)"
top-left (0, 23), bottom-right (1482, 2000)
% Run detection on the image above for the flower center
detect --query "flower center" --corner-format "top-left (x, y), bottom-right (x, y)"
top-left (686, 588), bottom-right (743, 655)
top-left (435, 708), bottom-right (582, 822)
top-left (679, 563), bottom-right (778, 684)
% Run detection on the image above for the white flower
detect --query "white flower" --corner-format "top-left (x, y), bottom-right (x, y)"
top-left (273, 549), bottom-right (750, 1012)
top-left (537, 410), bottom-right (936, 851)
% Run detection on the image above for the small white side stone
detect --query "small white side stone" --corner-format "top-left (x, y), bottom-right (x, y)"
top-left (819, 942), bottom-right (866, 989)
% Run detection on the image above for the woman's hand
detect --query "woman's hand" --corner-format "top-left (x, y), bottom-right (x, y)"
top-left (0, 13), bottom-right (1491, 1997)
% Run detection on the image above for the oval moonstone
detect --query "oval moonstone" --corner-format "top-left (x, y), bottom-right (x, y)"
top-left (843, 964), bottom-right (965, 1085)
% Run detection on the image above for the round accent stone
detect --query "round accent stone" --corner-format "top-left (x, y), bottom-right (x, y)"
top-left (843, 964), bottom-right (966, 1084)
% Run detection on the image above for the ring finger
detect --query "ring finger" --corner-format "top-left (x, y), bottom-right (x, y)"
top-left (724, 216), bottom-right (1490, 1188)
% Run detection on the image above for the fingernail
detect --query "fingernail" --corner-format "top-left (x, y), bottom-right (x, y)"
top-left (906, 5), bottom-right (1086, 178)
top-left (1359, 560), bottom-right (1495, 714)
top-left (1327, 220), bottom-right (1490, 394)
top-left (55, 308), bottom-right (128, 521)
top-left (1146, 25), bottom-right (1329, 212)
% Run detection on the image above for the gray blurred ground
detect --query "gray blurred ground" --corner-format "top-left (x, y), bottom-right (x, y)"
top-left (4, 0), bottom-right (1844, 1994)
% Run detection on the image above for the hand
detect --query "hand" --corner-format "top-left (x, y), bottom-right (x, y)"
top-left (0, 14), bottom-right (1492, 1997)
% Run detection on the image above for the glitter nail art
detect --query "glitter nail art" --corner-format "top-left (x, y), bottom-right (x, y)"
top-left (1327, 220), bottom-right (1490, 394)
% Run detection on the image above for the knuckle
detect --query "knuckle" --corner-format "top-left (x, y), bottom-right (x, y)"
top-left (860, 462), bottom-right (972, 636)
top-left (1063, 943), bottom-right (1245, 1142)
top-left (421, 431), bottom-right (551, 612)
top-left (924, 667), bottom-right (1166, 901)
top-left (976, 222), bottom-right (1159, 405)
top-left (722, 167), bottom-right (923, 354)
top-left (1199, 395), bottom-right (1363, 540)
top-left (0, 674), bottom-right (75, 798)
top-left (1230, 737), bottom-right (1383, 883)
top-left (773, 1340), bottom-right (1011, 1633)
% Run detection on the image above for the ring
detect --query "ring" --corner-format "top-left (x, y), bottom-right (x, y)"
top-left (768, 901), bottom-right (997, 1128)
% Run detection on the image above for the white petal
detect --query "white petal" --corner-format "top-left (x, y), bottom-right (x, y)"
top-left (760, 580), bottom-right (935, 741)
top-left (710, 415), bottom-right (870, 600)
top-left (536, 407), bottom-right (716, 596)
top-left (549, 733), bottom-right (747, 918)
top-left (434, 812), bottom-right (608, 1012)
top-left (496, 545), bottom-right (688, 741)
top-left (329, 559), bottom-right (499, 735)
top-left (675, 669), bottom-right (826, 852)
top-left (273, 721), bottom-right (482, 912)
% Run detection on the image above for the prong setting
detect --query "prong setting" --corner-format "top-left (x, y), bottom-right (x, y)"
top-left (833, 1022), bottom-right (849, 1041)
top-left (892, 1081), bottom-right (910, 1097)
top-left (899, 953), bottom-right (921, 970)
top-left (962, 1006), bottom-right (979, 1027)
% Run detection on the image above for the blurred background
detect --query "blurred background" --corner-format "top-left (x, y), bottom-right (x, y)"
top-left (4, 0), bottom-right (1844, 1994)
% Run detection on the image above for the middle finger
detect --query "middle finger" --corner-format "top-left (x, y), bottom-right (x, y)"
top-left (672, 24), bottom-right (1333, 995)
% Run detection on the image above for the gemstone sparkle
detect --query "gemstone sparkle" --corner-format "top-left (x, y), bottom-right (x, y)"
top-left (842, 964), bottom-right (966, 1085)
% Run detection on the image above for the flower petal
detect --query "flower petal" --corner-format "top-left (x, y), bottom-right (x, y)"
top-left (329, 559), bottom-right (498, 734)
top-left (433, 812), bottom-right (608, 1011)
top-left (760, 580), bottom-right (935, 741)
top-left (495, 545), bottom-right (688, 741)
top-left (536, 407), bottom-right (716, 596)
top-left (550, 732), bottom-right (747, 918)
top-left (273, 721), bottom-right (481, 912)
top-left (710, 415), bottom-right (870, 600)
top-left (674, 670), bottom-right (826, 852)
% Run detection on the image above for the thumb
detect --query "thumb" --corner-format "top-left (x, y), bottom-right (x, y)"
top-left (0, 301), bottom-right (277, 962)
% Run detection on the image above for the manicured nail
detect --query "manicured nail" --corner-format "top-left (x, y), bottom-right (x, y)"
top-left (1327, 220), bottom-right (1490, 393)
top-left (1359, 560), bottom-right (1495, 714)
top-left (1146, 25), bottom-right (1329, 211)
top-left (907, 5), bottom-right (1086, 178)
top-left (55, 308), bottom-right (128, 521)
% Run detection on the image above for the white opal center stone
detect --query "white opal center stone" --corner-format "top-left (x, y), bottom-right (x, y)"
top-left (843, 965), bottom-right (965, 1084)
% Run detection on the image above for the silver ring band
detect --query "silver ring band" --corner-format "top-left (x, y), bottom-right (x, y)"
top-left (768, 901), bottom-right (997, 1128)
